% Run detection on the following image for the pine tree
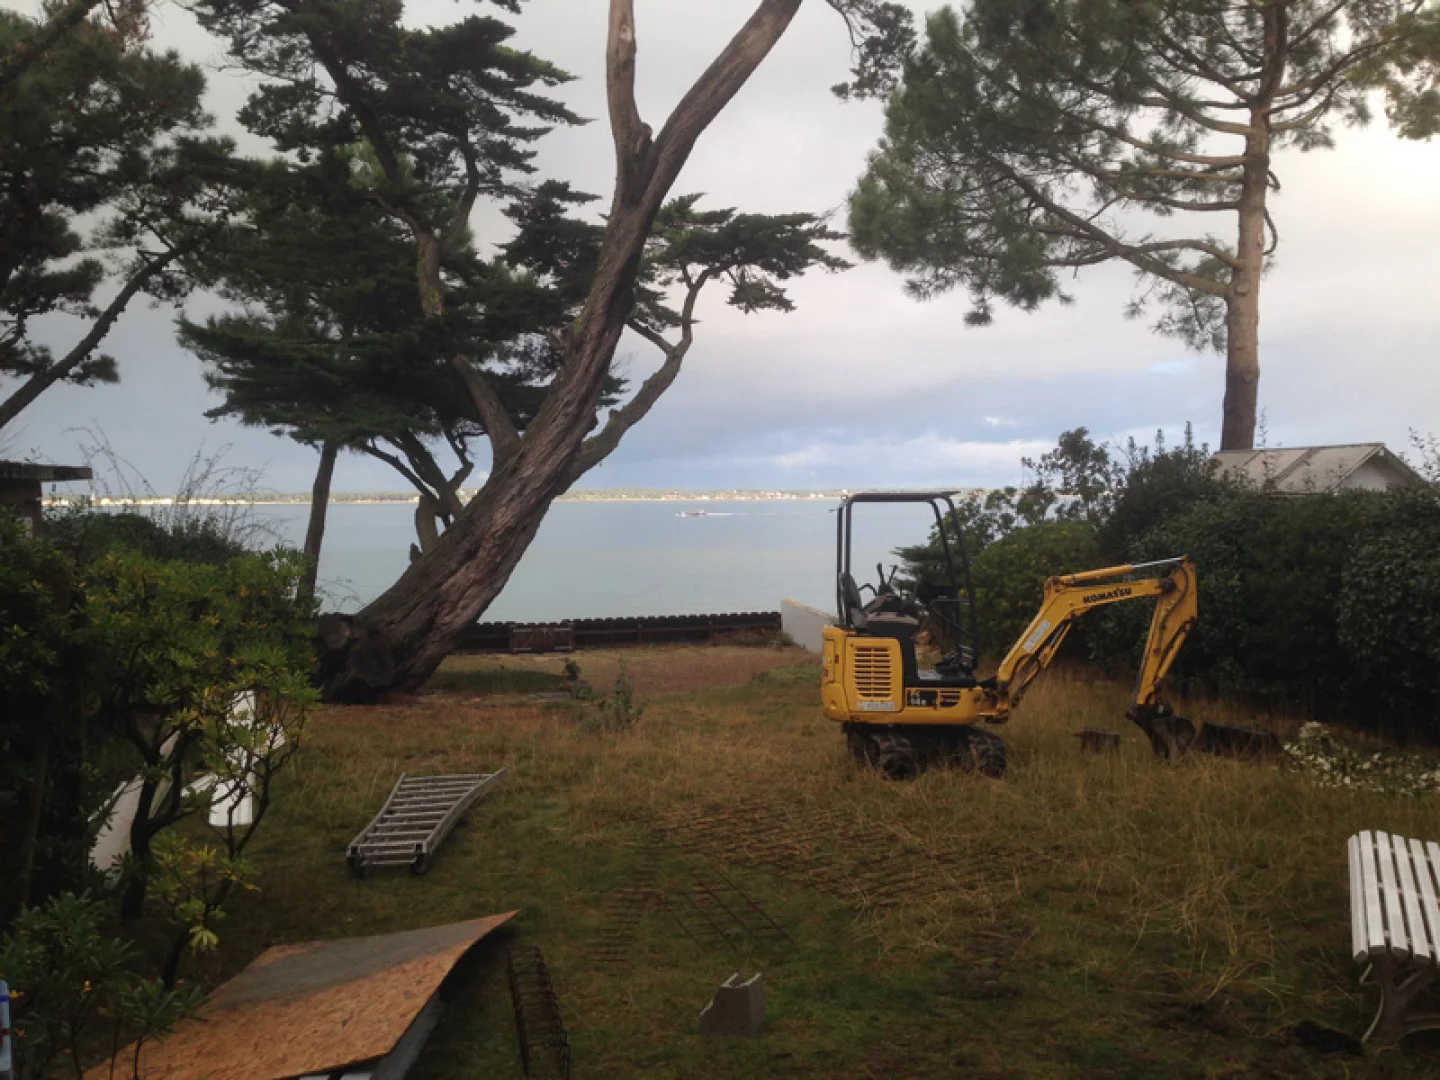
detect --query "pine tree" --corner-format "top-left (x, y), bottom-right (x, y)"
top-left (0, 6), bottom-right (246, 429)
top-left (179, 152), bottom-right (596, 576)
top-left (849, 0), bottom-right (1440, 450)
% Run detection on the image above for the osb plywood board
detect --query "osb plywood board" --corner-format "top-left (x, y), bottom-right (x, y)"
top-left (92, 912), bottom-right (518, 1080)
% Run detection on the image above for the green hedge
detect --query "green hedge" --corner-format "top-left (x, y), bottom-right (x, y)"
top-left (970, 521), bottom-right (1102, 657)
top-left (1130, 487), bottom-right (1440, 737)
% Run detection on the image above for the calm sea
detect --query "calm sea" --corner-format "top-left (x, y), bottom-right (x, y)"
top-left (246, 499), bottom-right (936, 621)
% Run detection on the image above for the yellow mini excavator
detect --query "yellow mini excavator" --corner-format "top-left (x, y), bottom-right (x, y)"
top-left (821, 492), bottom-right (1198, 778)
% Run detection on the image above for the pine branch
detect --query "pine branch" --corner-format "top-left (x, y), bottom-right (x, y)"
top-left (626, 320), bottom-right (676, 356)
top-left (1110, 165), bottom-right (1244, 185)
top-left (1099, 180), bottom-right (1242, 212)
top-left (0, 0), bottom-right (106, 95)
top-left (1001, 163), bottom-right (1237, 288)
top-left (442, 141), bottom-right (484, 248)
top-left (361, 442), bottom-right (436, 504)
top-left (395, 430), bottom-right (467, 520)
top-left (1086, 123), bottom-right (1247, 167)
top-left (1269, 92), bottom-right (1338, 131)
top-left (1153, 26), bottom-right (1264, 97)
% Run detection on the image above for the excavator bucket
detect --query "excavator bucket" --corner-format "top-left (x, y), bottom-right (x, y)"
top-left (1129, 709), bottom-right (1197, 760)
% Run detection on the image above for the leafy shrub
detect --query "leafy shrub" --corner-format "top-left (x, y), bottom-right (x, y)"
top-left (78, 548), bottom-right (317, 942)
top-left (45, 509), bottom-right (252, 564)
top-left (1, 521), bottom-right (316, 994)
top-left (0, 893), bottom-right (202, 1079)
top-left (1337, 520), bottom-right (1440, 730)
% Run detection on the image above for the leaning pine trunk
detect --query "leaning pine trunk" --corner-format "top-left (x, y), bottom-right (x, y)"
top-left (317, 223), bottom-right (647, 701)
top-left (298, 440), bottom-right (338, 603)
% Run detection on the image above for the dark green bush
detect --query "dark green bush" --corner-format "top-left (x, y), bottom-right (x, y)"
top-left (0, 518), bottom-right (90, 925)
top-left (2, 514), bottom-right (316, 986)
top-left (1337, 517), bottom-right (1440, 734)
top-left (1122, 485), bottom-right (1440, 737)
top-left (970, 521), bottom-right (1102, 657)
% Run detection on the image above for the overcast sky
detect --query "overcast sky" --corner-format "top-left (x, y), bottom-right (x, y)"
top-left (7, 0), bottom-right (1439, 495)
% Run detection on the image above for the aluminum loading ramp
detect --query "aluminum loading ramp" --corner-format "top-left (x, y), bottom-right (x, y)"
top-left (347, 770), bottom-right (507, 877)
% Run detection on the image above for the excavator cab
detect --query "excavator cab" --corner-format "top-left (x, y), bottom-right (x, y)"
top-left (834, 491), bottom-right (978, 691)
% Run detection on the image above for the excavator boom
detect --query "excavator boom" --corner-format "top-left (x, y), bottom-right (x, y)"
top-left (994, 556), bottom-right (1198, 713)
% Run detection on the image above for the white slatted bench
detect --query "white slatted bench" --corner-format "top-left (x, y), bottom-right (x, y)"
top-left (1348, 830), bottom-right (1440, 1042)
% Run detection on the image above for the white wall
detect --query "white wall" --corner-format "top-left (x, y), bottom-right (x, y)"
top-left (781, 599), bottom-right (835, 653)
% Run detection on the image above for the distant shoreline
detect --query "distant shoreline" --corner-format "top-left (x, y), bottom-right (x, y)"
top-left (46, 490), bottom-right (937, 508)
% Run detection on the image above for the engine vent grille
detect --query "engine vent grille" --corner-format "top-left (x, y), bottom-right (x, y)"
top-left (852, 645), bottom-right (894, 700)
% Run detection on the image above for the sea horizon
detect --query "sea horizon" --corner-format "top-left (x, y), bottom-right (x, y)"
top-left (47, 486), bottom-right (980, 508)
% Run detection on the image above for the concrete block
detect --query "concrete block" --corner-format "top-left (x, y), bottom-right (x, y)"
top-left (699, 973), bottom-right (764, 1037)
top-left (781, 600), bottom-right (835, 654)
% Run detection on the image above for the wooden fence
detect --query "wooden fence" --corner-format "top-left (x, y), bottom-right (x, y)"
top-left (453, 611), bottom-right (783, 654)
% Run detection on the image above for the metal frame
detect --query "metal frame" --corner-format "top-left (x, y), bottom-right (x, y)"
top-left (834, 490), bottom-right (977, 651)
top-left (507, 947), bottom-right (571, 1079)
top-left (347, 770), bottom-right (507, 877)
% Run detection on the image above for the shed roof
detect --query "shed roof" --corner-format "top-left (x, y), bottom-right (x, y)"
top-left (1210, 443), bottom-right (1425, 493)
top-left (92, 912), bottom-right (517, 1080)
top-left (0, 461), bottom-right (92, 483)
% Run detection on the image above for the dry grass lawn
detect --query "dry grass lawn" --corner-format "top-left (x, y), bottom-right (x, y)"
top-left (431, 644), bottom-right (810, 698)
top-left (208, 645), bottom-right (1440, 1079)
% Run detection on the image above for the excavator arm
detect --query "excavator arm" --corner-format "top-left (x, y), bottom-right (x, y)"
top-left (988, 556), bottom-right (1197, 716)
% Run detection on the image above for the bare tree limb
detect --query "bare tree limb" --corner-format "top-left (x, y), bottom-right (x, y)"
top-left (607, 0), bottom-right (649, 201)
top-left (0, 245), bottom-right (184, 429)
top-left (647, 0), bottom-right (804, 208)
top-left (361, 442), bottom-right (434, 502)
top-left (445, 353), bottom-right (521, 466)
top-left (570, 269), bottom-right (714, 479)
top-left (625, 320), bottom-right (676, 356)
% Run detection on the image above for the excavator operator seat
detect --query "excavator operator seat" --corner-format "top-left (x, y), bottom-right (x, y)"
top-left (841, 574), bottom-right (973, 689)
top-left (839, 572), bottom-right (868, 630)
